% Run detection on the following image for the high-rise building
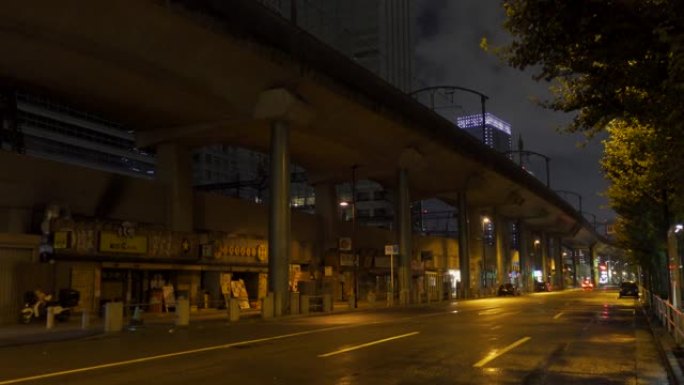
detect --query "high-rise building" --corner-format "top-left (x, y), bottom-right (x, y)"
top-left (457, 113), bottom-right (512, 153)
top-left (256, 0), bottom-right (415, 92)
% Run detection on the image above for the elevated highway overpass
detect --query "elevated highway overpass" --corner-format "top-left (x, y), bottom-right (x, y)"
top-left (0, 0), bottom-right (615, 312)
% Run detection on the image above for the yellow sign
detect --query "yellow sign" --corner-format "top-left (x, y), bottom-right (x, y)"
top-left (53, 232), bottom-right (70, 249)
top-left (99, 232), bottom-right (148, 254)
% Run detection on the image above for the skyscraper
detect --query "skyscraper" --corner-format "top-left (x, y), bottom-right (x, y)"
top-left (256, 0), bottom-right (415, 92)
top-left (457, 112), bottom-right (512, 153)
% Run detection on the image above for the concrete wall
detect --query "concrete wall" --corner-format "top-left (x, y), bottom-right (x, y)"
top-left (0, 151), bottom-right (166, 231)
top-left (0, 151), bottom-right (461, 268)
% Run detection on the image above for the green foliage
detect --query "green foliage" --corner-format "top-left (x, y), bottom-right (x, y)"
top-left (500, 0), bottom-right (678, 137)
top-left (499, 1), bottom-right (684, 290)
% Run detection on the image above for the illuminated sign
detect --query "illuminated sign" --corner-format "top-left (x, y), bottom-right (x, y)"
top-left (457, 113), bottom-right (512, 135)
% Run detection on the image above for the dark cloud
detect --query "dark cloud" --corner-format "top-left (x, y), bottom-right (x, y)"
top-left (414, 0), bottom-right (613, 222)
top-left (416, 0), bottom-right (449, 39)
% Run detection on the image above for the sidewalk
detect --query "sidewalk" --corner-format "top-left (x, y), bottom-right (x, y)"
top-left (0, 299), bottom-right (384, 348)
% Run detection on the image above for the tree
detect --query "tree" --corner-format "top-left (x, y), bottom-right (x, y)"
top-left (500, 0), bottom-right (680, 136)
top-left (602, 119), bottom-right (672, 294)
top-left (498, 0), bottom-right (684, 293)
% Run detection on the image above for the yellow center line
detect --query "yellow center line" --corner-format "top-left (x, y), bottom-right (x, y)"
top-left (473, 337), bottom-right (532, 368)
top-left (318, 331), bottom-right (420, 358)
top-left (553, 311), bottom-right (564, 320)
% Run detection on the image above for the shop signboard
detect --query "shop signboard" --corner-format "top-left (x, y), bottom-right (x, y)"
top-left (384, 244), bottom-right (399, 255)
top-left (99, 231), bottom-right (148, 254)
top-left (340, 253), bottom-right (356, 266)
top-left (53, 231), bottom-right (71, 249)
top-left (339, 237), bottom-right (352, 251)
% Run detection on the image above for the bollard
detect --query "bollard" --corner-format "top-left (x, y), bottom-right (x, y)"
top-left (322, 294), bottom-right (332, 313)
top-left (46, 307), bottom-right (55, 329)
top-left (367, 292), bottom-right (376, 308)
top-left (104, 302), bottom-right (124, 332)
top-left (175, 299), bottom-right (190, 327)
top-left (261, 293), bottom-right (274, 320)
top-left (290, 292), bottom-right (300, 315)
top-left (229, 298), bottom-right (240, 322)
top-left (274, 292), bottom-right (283, 317)
top-left (130, 306), bottom-right (143, 327)
top-left (301, 295), bottom-right (310, 315)
top-left (81, 309), bottom-right (90, 329)
top-left (348, 294), bottom-right (356, 309)
top-left (387, 293), bottom-right (394, 307)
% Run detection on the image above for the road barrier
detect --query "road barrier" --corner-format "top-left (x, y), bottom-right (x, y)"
top-left (645, 289), bottom-right (684, 344)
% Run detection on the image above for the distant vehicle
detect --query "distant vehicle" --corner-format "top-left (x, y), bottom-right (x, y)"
top-left (581, 279), bottom-right (594, 290)
top-left (497, 283), bottom-right (518, 296)
top-left (618, 282), bottom-right (639, 299)
top-left (534, 281), bottom-right (550, 292)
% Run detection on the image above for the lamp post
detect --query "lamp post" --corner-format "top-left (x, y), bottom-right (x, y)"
top-left (482, 216), bottom-right (490, 289)
top-left (554, 190), bottom-right (583, 213)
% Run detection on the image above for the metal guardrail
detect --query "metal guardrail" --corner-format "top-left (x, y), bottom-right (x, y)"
top-left (645, 289), bottom-right (684, 344)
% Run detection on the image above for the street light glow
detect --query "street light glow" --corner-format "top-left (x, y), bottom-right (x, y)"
top-left (339, 201), bottom-right (349, 207)
top-left (482, 216), bottom-right (491, 225)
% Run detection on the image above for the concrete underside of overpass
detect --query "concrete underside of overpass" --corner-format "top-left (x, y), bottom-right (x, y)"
top-left (0, 0), bottom-right (607, 248)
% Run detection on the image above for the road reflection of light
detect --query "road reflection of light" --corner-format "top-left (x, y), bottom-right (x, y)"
top-left (484, 367), bottom-right (502, 374)
top-left (452, 310), bottom-right (459, 314)
top-left (335, 375), bottom-right (355, 385)
top-left (588, 334), bottom-right (635, 344)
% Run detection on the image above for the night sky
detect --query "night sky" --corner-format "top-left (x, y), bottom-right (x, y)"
top-left (414, 1), bottom-right (613, 224)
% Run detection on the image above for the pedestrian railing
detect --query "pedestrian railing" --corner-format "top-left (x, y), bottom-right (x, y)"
top-left (644, 289), bottom-right (684, 345)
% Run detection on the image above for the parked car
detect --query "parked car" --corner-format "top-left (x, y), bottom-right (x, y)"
top-left (497, 283), bottom-right (518, 296)
top-left (581, 279), bottom-right (594, 290)
top-left (534, 281), bottom-right (550, 292)
top-left (618, 282), bottom-right (639, 298)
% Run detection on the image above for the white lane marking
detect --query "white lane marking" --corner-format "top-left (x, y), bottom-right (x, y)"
top-left (491, 325), bottom-right (502, 330)
top-left (553, 312), bottom-right (564, 320)
top-left (318, 331), bottom-right (420, 358)
top-left (478, 308), bottom-right (502, 316)
top-left (0, 325), bottom-right (365, 385)
top-left (473, 337), bottom-right (532, 368)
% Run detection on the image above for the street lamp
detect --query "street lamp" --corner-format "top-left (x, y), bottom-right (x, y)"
top-left (482, 216), bottom-right (491, 289)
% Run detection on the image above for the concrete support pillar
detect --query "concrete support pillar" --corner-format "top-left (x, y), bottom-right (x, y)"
top-left (156, 143), bottom-right (193, 232)
top-left (540, 232), bottom-right (549, 284)
top-left (518, 221), bottom-right (530, 293)
top-left (268, 120), bottom-right (291, 316)
top-left (468, 208), bottom-right (486, 295)
top-left (553, 236), bottom-right (563, 290)
top-left (495, 214), bottom-right (507, 286)
top-left (457, 192), bottom-right (470, 298)
top-left (397, 168), bottom-right (412, 305)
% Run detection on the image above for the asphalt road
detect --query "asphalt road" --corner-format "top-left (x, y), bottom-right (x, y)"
top-left (0, 289), bottom-right (669, 385)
